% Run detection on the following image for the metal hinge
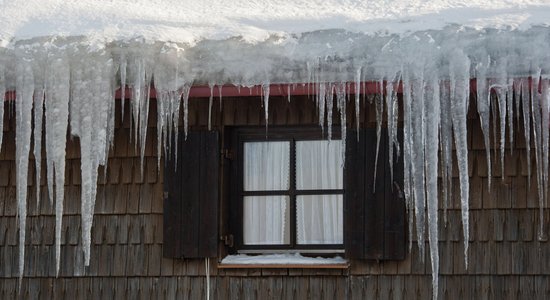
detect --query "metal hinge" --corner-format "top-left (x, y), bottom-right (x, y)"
top-left (222, 149), bottom-right (234, 160)
top-left (220, 234), bottom-right (234, 247)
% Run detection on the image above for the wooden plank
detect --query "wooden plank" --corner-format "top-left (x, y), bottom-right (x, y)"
top-left (126, 183), bottom-right (140, 214)
top-left (384, 129), bottom-right (405, 259)
top-left (0, 161), bottom-right (10, 186)
top-left (139, 184), bottom-right (153, 213)
top-left (151, 183), bottom-right (163, 213)
top-left (121, 158), bottom-right (134, 184)
top-left (198, 131), bottom-right (219, 257)
top-left (108, 158), bottom-right (121, 184)
top-left (128, 216), bottom-right (142, 244)
top-left (364, 128), bottom-right (385, 259)
top-left (111, 244), bottom-right (127, 276)
top-left (3, 187), bottom-right (15, 216)
top-left (113, 184), bottom-right (128, 214)
top-left (180, 132), bottom-right (201, 257)
top-left (146, 157), bottom-right (158, 183)
top-left (344, 129), bottom-right (365, 258)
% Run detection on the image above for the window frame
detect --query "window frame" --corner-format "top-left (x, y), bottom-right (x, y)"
top-left (230, 126), bottom-right (345, 254)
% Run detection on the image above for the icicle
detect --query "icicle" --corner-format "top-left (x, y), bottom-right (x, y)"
top-left (33, 88), bottom-right (44, 209)
top-left (530, 71), bottom-right (545, 239)
top-left (287, 84), bottom-right (291, 102)
top-left (424, 76), bottom-right (440, 300)
top-left (0, 64), bottom-right (5, 153)
top-left (439, 79), bottom-right (453, 225)
top-left (521, 79), bottom-right (531, 187)
top-left (495, 86), bottom-right (507, 180)
top-left (410, 71), bottom-right (426, 262)
top-left (205, 258), bottom-right (211, 300)
top-left (475, 60), bottom-right (492, 188)
top-left (15, 57), bottom-right (34, 286)
top-left (218, 85), bottom-right (223, 111)
top-left (70, 53), bottom-right (114, 267)
top-left (336, 83), bottom-right (346, 166)
top-left (208, 84), bottom-right (214, 131)
top-left (130, 57), bottom-right (144, 146)
top-left (507, 78), bottom-right (515, 154)
top-left (182, 84), bottom-right (191, 139)
top-left (354, 68), bottom-right (361, 141)
top-left (326, 83), bottom-right (334, 141)
top-left (402, 69), bottom-right (423, 255)
top-left (318, 82), bottom-right (325, 132)
top-left (372, 81), bottom-right (384, 193)
top-left (540, 79), bottom-right (550, 239)
top-left (45, 56), bottom-right (71, 276)
top-left (385, 73), bottom-right (399, 184)
top-left (263, 83), bottom-right (270, 132)
top-left (449, 51), bottom-right (470, 268)
top-left (493, 59), bottom-right (508, 181)
top-left (138, 68), bottom-right (152, 178)
top-left (156, 91), bottom-right (168, 171)
top-left (120, 53), bottom-right (127, 122)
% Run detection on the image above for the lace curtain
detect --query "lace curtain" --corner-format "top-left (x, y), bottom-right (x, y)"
top-left (242, 140), bottom-right (342, 245)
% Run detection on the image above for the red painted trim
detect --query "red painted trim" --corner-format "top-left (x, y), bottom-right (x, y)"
top-left (2, 78), bottom-right (544, 101)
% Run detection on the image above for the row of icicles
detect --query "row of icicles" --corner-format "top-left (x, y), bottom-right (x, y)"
top-left (1, 59), bottom-right (550, 300)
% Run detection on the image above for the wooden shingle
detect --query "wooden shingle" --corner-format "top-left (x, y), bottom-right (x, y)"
top-left (0, 161), bottom-right (10, 186)
top-left (111, 244), bottom-right (127, 276)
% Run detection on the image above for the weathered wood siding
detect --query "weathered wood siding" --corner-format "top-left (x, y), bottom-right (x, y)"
top-left (1, 96), bottom-right (550, 299)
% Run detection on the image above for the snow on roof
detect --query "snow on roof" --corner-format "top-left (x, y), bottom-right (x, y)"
top-left (1, 0), bottom-right (550, 45)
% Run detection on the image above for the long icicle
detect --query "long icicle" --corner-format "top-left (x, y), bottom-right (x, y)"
top-left (449, 51), bottom-right (471, 269)
top-left (15, 57), bottom-right (34, 287)
top-left (46, 56), bottom-right (71, 276)
top-left (425, 76), bottom-right (440, 300)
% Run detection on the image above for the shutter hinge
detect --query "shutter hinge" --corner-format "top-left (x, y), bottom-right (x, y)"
top-left (222, 149), bottom-right (234, 160)
top-left (163, 192), bottom-right (169, 199)
top-left (220, 234), bottom-right (234, 247)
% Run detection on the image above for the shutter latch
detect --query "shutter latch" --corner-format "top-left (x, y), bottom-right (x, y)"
top-left (220, 234), bottom-right (234, 247)
top-left (222, 149), bottom-right (234, 160)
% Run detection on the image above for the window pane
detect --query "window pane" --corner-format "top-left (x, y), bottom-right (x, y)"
top-left (243, 196), bottom-right (290, 245)
top-left (296, 195), bottom-right (343, 245)
top-left (296, 140), bottom-right (343, 190)
top-left (244, 141), bottom-right (290, 191)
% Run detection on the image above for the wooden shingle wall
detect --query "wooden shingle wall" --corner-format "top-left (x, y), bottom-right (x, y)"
top-left (1, 96), bottom-right (550, 299)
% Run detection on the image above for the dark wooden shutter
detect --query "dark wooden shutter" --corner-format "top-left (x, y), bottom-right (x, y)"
top-left (163, 130), bottom-right (219, 258)
top-left (345, 128), bottom-right (406, 260)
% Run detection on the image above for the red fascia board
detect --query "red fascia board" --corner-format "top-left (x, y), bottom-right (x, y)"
top-left (3, 78), bottom-right (543, 101)
top-left (2, 81), bottom-right (396, 101)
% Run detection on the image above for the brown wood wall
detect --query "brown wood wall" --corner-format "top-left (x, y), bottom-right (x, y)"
top-left (1, 96), bottom-right (550, 299)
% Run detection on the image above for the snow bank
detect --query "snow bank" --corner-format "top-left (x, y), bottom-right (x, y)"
top-left (221, 253), bottom-right (347, 265)
top-left (1, 0), bottom-right (550, 45)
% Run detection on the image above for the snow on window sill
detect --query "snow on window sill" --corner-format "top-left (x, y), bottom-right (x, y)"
top-left (218, 253), bottom-right (349, 269)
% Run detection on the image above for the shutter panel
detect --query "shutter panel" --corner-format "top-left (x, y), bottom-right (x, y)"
top-left (383, 130), bottom-right (406, 260)
top-left (163, 130), bottom-right (219, 258)
top-left (344, 129), bottom-right (366, 258)
top-left (345, 128), bottom-right (406, 260)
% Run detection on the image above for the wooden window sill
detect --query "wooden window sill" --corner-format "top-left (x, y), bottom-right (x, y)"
top-left (217, 263), bottom-right (349, 269)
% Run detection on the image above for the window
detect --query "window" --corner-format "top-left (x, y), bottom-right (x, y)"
top-left (163, 127), bottom-right (406, 261)
top-left (234, 128), bottom-right (344, 253)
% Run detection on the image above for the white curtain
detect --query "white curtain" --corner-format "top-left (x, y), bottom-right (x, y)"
top-left (243, 141), bottom-right (290, 245)
top-left (242, 140), bottom-right (343, 245)
top-left (244, 141), bottom-right (289, 191)
top-left (296, 140), bottom-right (343, 244)
top-left (243, 196), bottom-right (290, 245)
